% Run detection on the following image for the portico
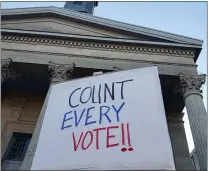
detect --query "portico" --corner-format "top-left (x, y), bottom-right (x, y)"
top-left (1, 5), bottom-right (206, 171)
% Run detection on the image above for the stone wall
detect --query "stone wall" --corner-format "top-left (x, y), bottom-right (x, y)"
top-left (1, 92), bottom-right (44, 158)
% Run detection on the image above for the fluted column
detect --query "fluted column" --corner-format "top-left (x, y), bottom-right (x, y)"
top-left (20, 61), bottom-right (75, 170)
top-left (178, 73), bottom-right (207, 171)
top-left (1, 58), bottom-right (15, 83)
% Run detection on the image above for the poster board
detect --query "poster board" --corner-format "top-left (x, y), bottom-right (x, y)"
top-left (31, 66), bottom-right (175, 170)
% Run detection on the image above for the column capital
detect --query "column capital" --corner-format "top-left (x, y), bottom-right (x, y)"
top-left (177, 73), bottom-right (206, 98)
top-left (48, 61), bottom-right (75, 84)
top-left (1, 58), bottom-right (15, 83)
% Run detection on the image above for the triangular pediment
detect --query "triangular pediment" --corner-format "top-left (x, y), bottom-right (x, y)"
top-left (1, 6), bottom-right (203, 46)
top-left (1, 17), bottom-right (142, 40)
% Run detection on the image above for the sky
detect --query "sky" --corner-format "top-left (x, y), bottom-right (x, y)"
top-left (1, 1), bottom-right (207, 152)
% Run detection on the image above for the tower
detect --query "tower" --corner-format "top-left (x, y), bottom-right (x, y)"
top-left (64, 1), bottom-right (98, 15)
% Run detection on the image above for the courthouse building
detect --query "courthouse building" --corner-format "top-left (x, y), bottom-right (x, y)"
top-left (1, 1), bottom-right (207, 170)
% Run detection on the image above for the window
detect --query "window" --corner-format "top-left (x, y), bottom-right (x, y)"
top-left (3, 133), bottom-right (32, 161)
top-left (74, 1), bottom-right (83, 5)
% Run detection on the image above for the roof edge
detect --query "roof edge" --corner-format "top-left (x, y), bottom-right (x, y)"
top-left (1, 6), bottom-right (203, 46)
top-left (1, 28), bottom-right (202, 49)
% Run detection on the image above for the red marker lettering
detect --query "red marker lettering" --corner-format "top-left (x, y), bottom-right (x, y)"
top-left (106, 126), bottom-right (119, 148)
top-left (93, 127), bottom-right (106, 150)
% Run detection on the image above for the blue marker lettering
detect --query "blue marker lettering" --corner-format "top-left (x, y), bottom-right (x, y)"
top-left (61, 111), bottom-right (73, 130)
top-left (74, 108), bottom-right (86, 127)
top-left (85, 107), bottom-right (96, 126)
top-left (112, 102), bottom-right (125, 122)
top-left (99, 105), bottom-right (111, 124)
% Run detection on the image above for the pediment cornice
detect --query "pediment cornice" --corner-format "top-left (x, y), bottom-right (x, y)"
top-left (1, 6), bottom-right (203, 46)
top-left (1, 29), bottom-right (199, 60)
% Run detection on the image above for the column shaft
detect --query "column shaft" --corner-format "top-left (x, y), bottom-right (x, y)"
top-left (178, 73), bottom-right (207, 171)
top-left (20, 84), bottom-right (53, 170)
top-left (167, 115), bottom-right (195, 170)
top-left (184, 94), bottom-right (207, 170)
top-left (20, 62), bottom-right (75, 170)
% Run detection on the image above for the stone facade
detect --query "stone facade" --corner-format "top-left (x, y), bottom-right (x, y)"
top-left (1, 92), bottom-right (44, 169)
top-left (1, 6), bottom-right (207, 171)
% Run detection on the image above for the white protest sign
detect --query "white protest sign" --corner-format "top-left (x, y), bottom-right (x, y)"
top-left (31, 66), bottom-right (175, 170)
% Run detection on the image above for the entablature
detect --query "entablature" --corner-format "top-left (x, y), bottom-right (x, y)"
top-left (1, 29), bottom-right (200, 59)
top-left (1, 29), bottom-right (199, 76)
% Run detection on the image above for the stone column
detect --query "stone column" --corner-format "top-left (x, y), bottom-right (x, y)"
top-left (1, 58), bottom-right (15, 83)
top-left (178, 73), bottom-right (207, 171)
top-left (167, 113), bottom-right (195, 170)
top-left (20, 61), bottom-right (75, 170)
